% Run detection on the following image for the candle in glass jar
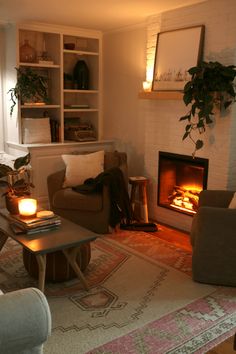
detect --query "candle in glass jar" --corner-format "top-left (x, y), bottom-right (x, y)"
top-left (142, 81), bottom-right (152, 92)
top-left (18, 198), bottom-right (37, 217)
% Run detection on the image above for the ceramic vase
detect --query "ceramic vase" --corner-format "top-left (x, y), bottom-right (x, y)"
top-left (20, 40), bottom-right (36, 63)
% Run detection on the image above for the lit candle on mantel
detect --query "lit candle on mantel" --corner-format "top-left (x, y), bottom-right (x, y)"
top-left (142, 81), bottom-right (152, 92)
top-left (18, 198), bottom-right (37, 218)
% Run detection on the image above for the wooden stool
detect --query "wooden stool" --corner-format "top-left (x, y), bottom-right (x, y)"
top-left (129, 176), bottom-right (149, 222)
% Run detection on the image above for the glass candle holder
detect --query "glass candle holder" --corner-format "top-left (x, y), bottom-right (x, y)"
top-left (142, 81), bottom-right (152, 92)
top-left (18, 198), bottom-right (37, 218)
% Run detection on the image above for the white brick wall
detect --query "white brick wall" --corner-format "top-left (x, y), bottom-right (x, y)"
top-left (142, 0), bottom-right (236, 231)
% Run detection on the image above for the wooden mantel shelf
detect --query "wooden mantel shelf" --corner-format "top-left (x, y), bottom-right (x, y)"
top-left (138, 91), bottom-right (183, 100)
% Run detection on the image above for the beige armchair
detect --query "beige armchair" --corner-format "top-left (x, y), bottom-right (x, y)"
top-left (190, 189), bottom-right (236, 286)
top-left (47, 151), bottom-right (128, 233)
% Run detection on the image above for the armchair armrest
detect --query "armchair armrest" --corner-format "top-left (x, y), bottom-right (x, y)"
top-left (199, 190), bottom-right (234, 208)
top-left (47, 169), bottom-right (65, 208)
top-left (0, 287), bottom-right (51, 354)
top-left (190, 206), bottom-right (236, 285)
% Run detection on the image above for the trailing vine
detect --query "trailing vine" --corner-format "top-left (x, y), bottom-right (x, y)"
top-left (180, 61), bottom-right (236, 157)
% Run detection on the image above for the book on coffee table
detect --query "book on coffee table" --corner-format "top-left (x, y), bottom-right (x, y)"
top-left (0, 208), bottom-right (61, 234)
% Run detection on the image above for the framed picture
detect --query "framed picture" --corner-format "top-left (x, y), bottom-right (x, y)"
top-left (152, 25), bottom-right (205, 91)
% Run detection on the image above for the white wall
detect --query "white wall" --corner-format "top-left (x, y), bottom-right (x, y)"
top-left (103, 26), bottom-right (147, 175)
top-left (103, 0), bottom-right (236, 231)
top-left (0, 27), bottom-right (5, 151)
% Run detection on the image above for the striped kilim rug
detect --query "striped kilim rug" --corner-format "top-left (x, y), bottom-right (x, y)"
top-left (0, 225), bottom-right (235, 353)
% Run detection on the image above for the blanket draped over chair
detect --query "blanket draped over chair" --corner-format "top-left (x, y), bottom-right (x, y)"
top-left (72, 167), bottom-right (133, 228)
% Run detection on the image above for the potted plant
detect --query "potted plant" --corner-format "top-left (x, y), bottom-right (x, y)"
top-left (0, 153), bottom-right (34, 214)
top-left (8, 67), bottom-right (49, 116)
top-left (180, 61), bottom-right (236, 157)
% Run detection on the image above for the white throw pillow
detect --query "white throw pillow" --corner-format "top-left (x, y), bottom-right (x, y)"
top-left (228, 192), bottom-right (236, 208)
top-left (62, 150), bottom-right (104, 188)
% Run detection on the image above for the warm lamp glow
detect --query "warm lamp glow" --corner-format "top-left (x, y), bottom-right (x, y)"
top-left (143, 81), bottom-right (152, 92)
top-left (18, 198), bottom-right (37, 217)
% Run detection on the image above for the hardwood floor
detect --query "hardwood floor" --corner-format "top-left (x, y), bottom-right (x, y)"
top-left (207, 335), bottom-right (235, 354)
top-left (152, 222), bottom-right (192, 252)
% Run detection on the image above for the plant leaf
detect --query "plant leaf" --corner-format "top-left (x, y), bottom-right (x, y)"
top-left (224, 100), bottom-right (232, 109)
top-left (0, 180), bottom-right (10, 188)
top-left (182, 131), bottom-right (190, 140)
top-left (0, 164), bottom-right (13, 178)
top-left (185, 124), bottom-right (192, 131)
top-left (13, 153), bottom-right (31, 170)
top-left (179, 114), bottom-right (190, 121)
top-left (195, 140), bottom-right (204, 150)
top-left (205, 116), bottom-right (213, 124)
top-left (183, 93), bottom-right (193, 105)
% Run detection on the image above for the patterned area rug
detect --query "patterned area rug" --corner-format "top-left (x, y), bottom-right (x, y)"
top-left (0, 225), bottom-right (236, 354)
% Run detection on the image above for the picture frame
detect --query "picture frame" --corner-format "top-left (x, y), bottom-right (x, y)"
top-left (152, 25), bottom-right (205, 91)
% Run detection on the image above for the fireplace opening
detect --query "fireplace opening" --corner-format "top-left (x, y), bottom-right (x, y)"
top-left (157, 151), bottom-right (208, 216)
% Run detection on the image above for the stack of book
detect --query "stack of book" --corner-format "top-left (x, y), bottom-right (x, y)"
top-left (9, 212), bottom-right (61, 235)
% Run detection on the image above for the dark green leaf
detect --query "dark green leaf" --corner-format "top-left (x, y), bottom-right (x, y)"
top-left (13, 179), bottom-right (26, 188)
top-left (0, 180), bottom-right (10, 188)
top-left (205, 116), bottom-right (213, 124)
top-left (183, 93), bottom-right (193, 106)
top-left (179, 115), bottom-right (191, 121)
top-left (195, 140), bottom-right (204, 150)
top-left (188, 66), bottom-right (200, 75)
top-left (185, 124), bottom-right (192, 131)
top-left (0, 164), bottom-right (13, 178)
top-left (197, 120), bottom-right (205, 128)
top-left (13, 153), bottom-right (31, 170)
top-left (182, 132), bottom-right (190, 140)
top-left (224, 100), bottom-right (232, 109)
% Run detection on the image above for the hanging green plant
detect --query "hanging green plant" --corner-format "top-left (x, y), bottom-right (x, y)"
top-left (179, 61), bottom-right (236, 157)
top-left (8, 67), bottom-right (49, 116)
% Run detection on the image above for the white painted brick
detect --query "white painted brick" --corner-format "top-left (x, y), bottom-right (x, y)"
top-left (142, 0), bottom-right (236, 231)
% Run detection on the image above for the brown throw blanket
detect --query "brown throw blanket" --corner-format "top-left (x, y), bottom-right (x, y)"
top-left (72, 167), bottom-right (133, 228)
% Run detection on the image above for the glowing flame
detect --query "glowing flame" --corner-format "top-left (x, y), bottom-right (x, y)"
top-left (169, 184), bottom-right (202, 214)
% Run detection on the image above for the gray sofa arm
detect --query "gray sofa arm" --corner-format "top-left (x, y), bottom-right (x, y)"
top-left (199, 190), bottom-right (234, 208)
top-left (0, 287), bottom-right (51, 354)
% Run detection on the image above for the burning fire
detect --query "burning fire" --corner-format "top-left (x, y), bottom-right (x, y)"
top-left (168, 185), bottom-right (202, 214)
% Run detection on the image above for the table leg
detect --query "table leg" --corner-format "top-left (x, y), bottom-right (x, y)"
top-left (139, 183), bottom-right (148, 223)
top-left (63, 247), bottom-right (89, 291)
top-left (130, 184), bottom-right (137, 213)
top-left (0, 232), bottom-right (8, 252)
top-left (35, 254), bottom-right (47, 293)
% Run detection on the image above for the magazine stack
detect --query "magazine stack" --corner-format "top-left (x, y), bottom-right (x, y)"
top-left (10, 211), bottom-right (61, 235)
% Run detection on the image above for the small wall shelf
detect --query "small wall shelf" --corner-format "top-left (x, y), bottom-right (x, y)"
top-left (138, 91), bottom-right (183, 100)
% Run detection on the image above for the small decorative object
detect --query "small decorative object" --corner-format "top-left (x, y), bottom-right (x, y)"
top-left (142, 81), bottom-right (152, 92)
top-left (20, 40), bottom-right (37, 63)
top-left (153, 25), bottom-right (204, 91)
top-left (36, 210), bottom-right (54, 219)
top-left (18, 198), bottom-right (37, 218)
top-left (180, 61), bottom-right (236, 157)
top-left (0, 153), bottom-right (34, 214)
top-left (64, 72), bottom-right (73, 89)
top-left (64, 43), bottom-right (75, 50)
top-left (8, 67), bottom-right (49, 116)
top-left (73, 60), bottom-right (89, 90)
top-left (22, 117), bottom-right (52, 144)
top-left (37, 39), bottom-right (54, 65)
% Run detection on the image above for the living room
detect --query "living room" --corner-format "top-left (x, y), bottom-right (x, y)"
top-left (0, 0), bottom-right (236, 353)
